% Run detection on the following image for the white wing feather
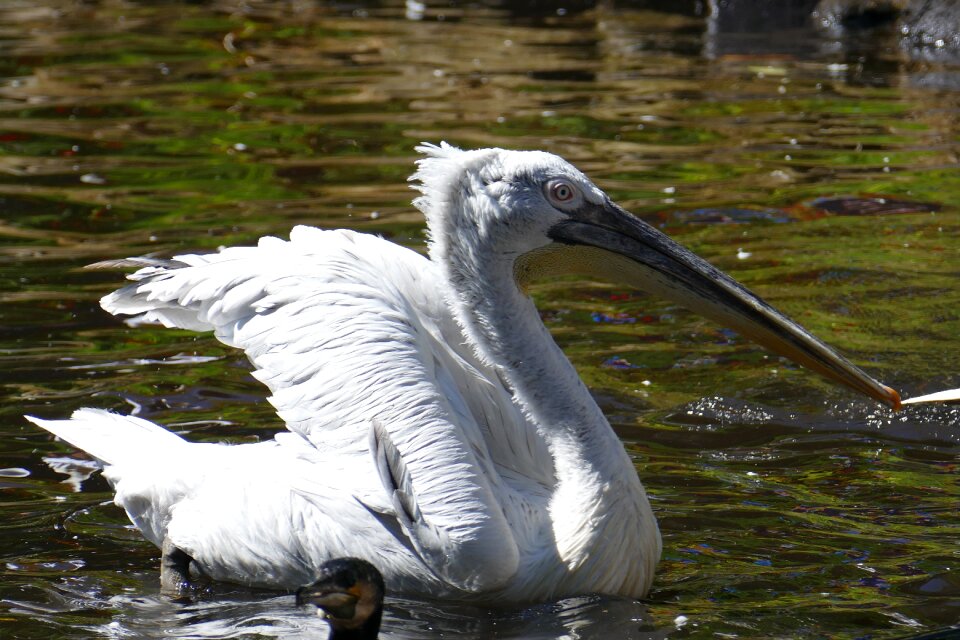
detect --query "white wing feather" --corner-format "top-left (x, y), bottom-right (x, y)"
top-left (95, 226), bottom-right (551, 592)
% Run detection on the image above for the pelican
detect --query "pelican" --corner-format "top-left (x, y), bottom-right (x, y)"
top-left (27, 143), bottom-right (901, 603)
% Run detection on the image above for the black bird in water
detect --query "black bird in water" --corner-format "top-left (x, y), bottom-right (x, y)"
top-left (297, 558), bottom-right (385, 640)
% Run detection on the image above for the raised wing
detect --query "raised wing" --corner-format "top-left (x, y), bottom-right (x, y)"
top-left (100, 225), bottom-right (549, 591)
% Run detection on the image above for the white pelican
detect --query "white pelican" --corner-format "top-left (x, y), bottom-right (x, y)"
top-left (27, 143), bottom-right (901, 603)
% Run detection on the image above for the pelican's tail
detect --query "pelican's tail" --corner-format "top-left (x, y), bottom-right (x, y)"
top-left (26, 408), bottom-right (187, 466)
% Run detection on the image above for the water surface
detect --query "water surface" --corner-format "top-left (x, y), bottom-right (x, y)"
top-left (1, 1), bottom-right (958, 638)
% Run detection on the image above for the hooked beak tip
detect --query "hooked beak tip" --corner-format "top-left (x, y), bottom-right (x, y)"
top-left (881, 384), bottom-right (902, 411)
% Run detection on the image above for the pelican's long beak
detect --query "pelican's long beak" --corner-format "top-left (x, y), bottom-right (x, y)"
top-left (547, 199), bottom-right (901, 410)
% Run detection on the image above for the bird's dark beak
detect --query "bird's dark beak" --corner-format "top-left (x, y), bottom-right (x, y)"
top-left (296, 583), bottom-right (360, 619)
top-left (545, 199), bottom-right (901, 410)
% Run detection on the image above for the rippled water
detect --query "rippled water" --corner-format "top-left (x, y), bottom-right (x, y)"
top-left (1, 1), bottom-right (958, 638)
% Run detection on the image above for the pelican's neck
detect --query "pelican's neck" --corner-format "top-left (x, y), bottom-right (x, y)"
top-left (442, 251), bottom-right (636, 484)
top-left (438, 246), bottom-right (662, 595)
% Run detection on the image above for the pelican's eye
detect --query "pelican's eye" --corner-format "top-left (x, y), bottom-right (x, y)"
top-left (545, 179), bottom-right (580, 207)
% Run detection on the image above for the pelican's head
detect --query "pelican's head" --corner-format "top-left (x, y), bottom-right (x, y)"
top-left (296, 557), bottom-right (385, 639)
top-left (411, 143), bottom-right (900, 409)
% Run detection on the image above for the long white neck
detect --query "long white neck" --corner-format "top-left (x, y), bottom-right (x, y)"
top-left (436, 241), bottom-right (659, 595)
top-left (449, 251), bottom-right (632, 475)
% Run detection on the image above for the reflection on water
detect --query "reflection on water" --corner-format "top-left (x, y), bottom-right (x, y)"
top-left (0, 0), bottom-right (958, 638)
top-left (7, 574), bottom-right (661, 639)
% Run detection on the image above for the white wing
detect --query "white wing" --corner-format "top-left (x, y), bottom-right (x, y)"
top-left (100, 225), bottom-right (551, 592)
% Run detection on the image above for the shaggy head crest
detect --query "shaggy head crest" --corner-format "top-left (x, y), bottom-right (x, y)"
top-left (409, 142), bottom-right (507, 261)
top-left (409, 142), bottom-right (464, 219)
top-left (409, 142), bottom-right (503, 221)
top-left (408, 142), bottom-right (608, 267)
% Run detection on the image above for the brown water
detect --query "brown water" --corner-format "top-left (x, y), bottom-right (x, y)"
top-left (1, 1), bottom-right (958, 638)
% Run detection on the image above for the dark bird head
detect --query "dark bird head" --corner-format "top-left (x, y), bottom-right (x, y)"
top-left (297, 557), bottom-right (385, 640)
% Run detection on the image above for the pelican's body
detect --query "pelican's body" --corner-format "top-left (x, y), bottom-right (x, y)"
top-left (28, 144), bottom-right (899, 603)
